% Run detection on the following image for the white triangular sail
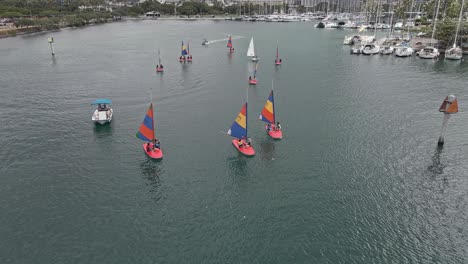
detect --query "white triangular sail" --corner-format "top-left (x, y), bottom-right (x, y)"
top-left (247, 37), bottom-right (255, 57)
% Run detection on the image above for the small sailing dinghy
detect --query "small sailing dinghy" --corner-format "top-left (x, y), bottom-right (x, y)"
top-left (227, 36), bottom-right (234, 53)
top-left (156, 49), bottom-right (164, 72)
top-left (275, 41), bottom-right (282, 65)
top-left (227, 89), bottom-right (255, 156)
top-left (247, 37), bottom-right (259, 62)
top-left (91, 99), bottom-right (113, 124)
top-left (249, 63), bottom-right (258, 85)
top-left (187, 41), bottom-right (193, 62)
top-left (260, 82), bottom-right (282, 139)
top-left (137, 103), bottom-right (163, 160)
top-left (179, 41), bottom-right (188, 62)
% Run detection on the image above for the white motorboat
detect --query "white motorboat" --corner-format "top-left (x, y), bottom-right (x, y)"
top-left (350, 44), bottom-right (364, 54)
top-left (343, 35), bottom-right (361, 45)
top-left (395, 45), bottom-right (414, 57)
top-left (281, 15), bottom-right (300, 22)
top-left (380, 45), bottom-right (394, 55)
top-left (315, 21), bottom-right (336, 28)
top-left (343, 21), bottom-right (358, 29)
top-left (91, 99), bottom-right (113, 125)
top-left (362, 44), bottom-right (380, 55)
top-left (418, 47), bottom-right (440, 59)
top-left (394, 22), bottom-right (404, 30)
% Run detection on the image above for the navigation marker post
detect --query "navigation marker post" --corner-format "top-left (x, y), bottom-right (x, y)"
top-left (48, 37), bottom-right (55, 56)
top-left (437, 95), bottom-right (458, 146)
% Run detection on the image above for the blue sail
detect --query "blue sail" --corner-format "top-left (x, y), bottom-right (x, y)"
top-left (227, 103), bottom-right (248, 139)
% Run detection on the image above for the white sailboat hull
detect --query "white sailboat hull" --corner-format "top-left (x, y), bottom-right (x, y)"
top-left (445, 47), bottom-right (462, 60)
top-left (418, 47), bottom-right (439, 59)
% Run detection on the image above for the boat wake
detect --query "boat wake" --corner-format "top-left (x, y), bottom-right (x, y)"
top-left (207, 35), bottom-right (244, 45)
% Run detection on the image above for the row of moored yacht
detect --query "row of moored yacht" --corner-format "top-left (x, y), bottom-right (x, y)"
top-left (345, 35), bottom-right (462, 60)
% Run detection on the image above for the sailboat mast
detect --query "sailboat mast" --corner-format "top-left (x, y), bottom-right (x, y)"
top-left (431, 0), bottom-right (442, 45)
top-left (373, 0), bottom-right (381, 37)
top-left (453, 0), bottom-right (464, 48)
top-left (246, 83), bottom-right (248, 138)
top-left (272, 80), bottom-right (275, 124)
top-left (158, 48), bottom-right (161, 65)
top-left (276, 40), bottom-right (279, 58)
top-left (150, 85), bottom-right (155, 142)
top-left (388, 4), bottom-right (394, 37)
top-left (407, 0), bottom-right (415, 36)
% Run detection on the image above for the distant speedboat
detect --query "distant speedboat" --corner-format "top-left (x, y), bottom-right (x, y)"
top-left (202, 39), bottom-right (209, 46)
top-left (91, 99), bottom-right (113, 125)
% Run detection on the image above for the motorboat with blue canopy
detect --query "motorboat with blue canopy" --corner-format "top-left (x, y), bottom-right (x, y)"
top-left (91, 99), bottom-right (113, 124)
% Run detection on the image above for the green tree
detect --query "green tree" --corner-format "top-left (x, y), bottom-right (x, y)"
top-left (0, 11), bottom-right (25, 17)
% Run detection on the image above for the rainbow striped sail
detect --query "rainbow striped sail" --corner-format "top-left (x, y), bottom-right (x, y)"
top-left (259, 90), bottom-right (275, 124)
top-left (228, 103), bottom-right (248, 139)
top-left (136, 103), bottom-right (155, 142)
top-left (181, 41), bottom-right (188, 56)
top-left (227, 36), bottom-right (233, 48)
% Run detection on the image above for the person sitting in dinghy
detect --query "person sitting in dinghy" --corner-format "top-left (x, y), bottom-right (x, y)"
top-left (275, 122), bottom-right (281, 131)
top-left (267, 123), bottom-right (272, 132)
top-left (243, 138), bottom-right (252, 148)
top-left (159, 64), bottom-right (163, 68)
top-left (146, 143), bottom-right (151, 152)
top-left (238, 139), bottom-right (243, 148)
top-left (154, 139), bottom-right (161, 150)
top-left (249, 76), bottom-right (252, 80)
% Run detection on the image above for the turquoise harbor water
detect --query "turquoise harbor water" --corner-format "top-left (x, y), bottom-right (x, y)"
top-left (0, 20), bottom-right (467, 263)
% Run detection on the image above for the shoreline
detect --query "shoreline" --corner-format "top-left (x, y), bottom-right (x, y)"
top-left (0, 16), bottom-right (229, 39)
